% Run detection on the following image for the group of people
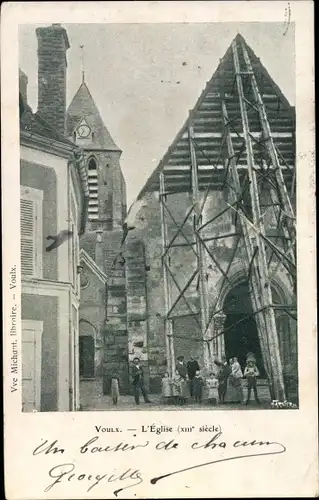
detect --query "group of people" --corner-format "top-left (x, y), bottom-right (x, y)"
top-left (215, 353), bottom-right (261, 405)
top-left (161, 353), bottom-right (261, 406)
top-left (161, 356), bottom-right (202, 405)
top-left (110, 352), bottom-right (261, 406)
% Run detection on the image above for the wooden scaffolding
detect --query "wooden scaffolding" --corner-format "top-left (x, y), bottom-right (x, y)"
top-left (156, 34), bottom-right (296, 401)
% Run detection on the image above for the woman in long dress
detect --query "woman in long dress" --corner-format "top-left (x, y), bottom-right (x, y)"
top-left (229, 357), bottom-right (244, 404)
top-left (161, 372), bottom-right (172, 404)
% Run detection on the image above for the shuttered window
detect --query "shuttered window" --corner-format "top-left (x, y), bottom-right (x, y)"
top-left (20, 186), bottom-right (43, 278)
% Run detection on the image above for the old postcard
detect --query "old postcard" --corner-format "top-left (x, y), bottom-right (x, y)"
top-left (2, 1), bottom-right (317, 498)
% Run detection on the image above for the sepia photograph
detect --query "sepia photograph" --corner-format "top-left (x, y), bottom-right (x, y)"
top-left (19, 21), bottom-right (297, 413)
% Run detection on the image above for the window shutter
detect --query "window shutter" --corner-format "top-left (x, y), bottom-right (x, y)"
top-left (20, 186), bottom-right (43, 278)
top-left (21, 198), bottom-right (35, 276)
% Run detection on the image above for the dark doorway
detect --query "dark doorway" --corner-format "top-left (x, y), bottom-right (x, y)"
top-left (79, 336), bottom-right (95, 378)
top-left (223, 281), bottom-right (266, 377)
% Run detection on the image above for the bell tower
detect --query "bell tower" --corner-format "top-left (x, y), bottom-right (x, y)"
top-left (66, 79), bottom-right (127, 235)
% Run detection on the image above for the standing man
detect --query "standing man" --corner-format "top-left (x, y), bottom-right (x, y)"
top-left (131, 357), bottom-right (151, 405)
top-left (215, 355), bottom-right (232, 404)
top-left (187, 356), bottom-right (200, 397)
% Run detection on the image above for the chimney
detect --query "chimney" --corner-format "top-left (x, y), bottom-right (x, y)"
top-left (95, 231), bottom-right (104, 271)
top-left (19, 69), bottom-right (28, 103)
top-left (36, 24), bottom-right (70, 136)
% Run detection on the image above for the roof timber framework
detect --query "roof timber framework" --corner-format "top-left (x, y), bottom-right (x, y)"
top-left (158, 34), bottom-right (296, 401)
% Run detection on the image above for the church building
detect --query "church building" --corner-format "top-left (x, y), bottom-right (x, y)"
top-left (116, 34), bottom-right (297, 401)
top-left (19, 23), bottom-right (297, 407)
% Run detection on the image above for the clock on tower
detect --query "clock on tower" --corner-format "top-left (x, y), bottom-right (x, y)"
top-left (76, 123), bottom-right (91, 138)
top-left (75, 118), bottom-right (91, 139)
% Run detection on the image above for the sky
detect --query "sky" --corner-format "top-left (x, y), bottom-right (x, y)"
top-left (19, 22), bottom-right (295, 207)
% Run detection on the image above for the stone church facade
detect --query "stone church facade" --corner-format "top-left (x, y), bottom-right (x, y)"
top-left (114, 34), bottom-right (297, 399)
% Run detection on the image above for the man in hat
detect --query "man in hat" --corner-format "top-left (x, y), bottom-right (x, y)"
top-left (131, 357), bottom-right (151, 405)
top-left (187, 356), bottom-right (200, 397)
top-left (215, 355), bottom-right (232, 404)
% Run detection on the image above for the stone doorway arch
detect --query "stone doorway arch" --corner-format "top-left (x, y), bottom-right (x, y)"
top-left (211, 265), bottom-right (294, 378)
top-left (222, 279), bottom-right (266, 376)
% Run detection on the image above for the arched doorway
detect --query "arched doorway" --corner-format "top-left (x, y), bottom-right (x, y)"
top-left (223, 280), bottom-right (266, 377)
top-left (79, 319), bottom-right (96, 379)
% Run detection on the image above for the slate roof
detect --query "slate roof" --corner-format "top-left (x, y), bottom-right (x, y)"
top-left (20, 97), bottom-right (75, 148)
top-left (137, 33), bottom-right (295, 198)
top-left (66, 81), bottom-right (120, 151)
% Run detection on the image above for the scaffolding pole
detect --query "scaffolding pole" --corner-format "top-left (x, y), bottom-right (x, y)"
top-left (189, 116), bottom-right (214, 370)
top-left (159, 172), bottom-right (175, 377)
top-left (221, 100), bottom-right (273, 385)
top-left (232, 39), bottom-right (286, 400)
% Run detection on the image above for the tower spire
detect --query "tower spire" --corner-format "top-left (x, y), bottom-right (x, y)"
top-left (80, 44), bottom-right (85, 83)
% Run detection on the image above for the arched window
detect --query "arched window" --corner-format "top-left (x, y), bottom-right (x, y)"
top-left (88, 158), bottom-right (97, 170)
top-left (87, 158), bottom-right (98, 221)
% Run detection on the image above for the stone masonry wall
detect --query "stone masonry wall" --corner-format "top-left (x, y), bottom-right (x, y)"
top-left (125, 239), bottom-right (150, 392)
top-left (124, 183), bottom-right (296, 393)
top-left (104, 254), bottom-right (129, 394)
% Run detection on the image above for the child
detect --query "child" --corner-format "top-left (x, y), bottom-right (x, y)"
top-left (179, 373), bottom-right (189, 406)
top-left (172, 369), bottom-right (189, 406)
top-left (205, 373), bottom-right (219, 405)
top-left (161, 372), bottom-right (172, 404)
top-left (244, 360), bottom-right (261, 405)
top-left (172, 369), bottom-right (182, 405)
top-left (193, 370), bottom-right (205, 403)
top-left (111, 374), bottom-right (120, 405)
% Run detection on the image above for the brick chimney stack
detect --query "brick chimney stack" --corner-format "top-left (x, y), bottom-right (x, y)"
top-left (36, 24), bottom-right (70, 136)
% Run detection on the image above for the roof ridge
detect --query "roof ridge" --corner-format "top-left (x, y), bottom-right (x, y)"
top-left (137, 34), bottom-right (295, 199)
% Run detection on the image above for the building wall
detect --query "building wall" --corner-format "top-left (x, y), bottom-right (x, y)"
top-left (123, 185), bottom-right (297, 393)
top-left (78, 261), bottom-right (106, 408)
top-left (21, 294), bottom-right (58, 411)
top-left (79, 265), bottom-right (106, 377)
top-left (22, 281), bottom-right (79, 412)
top-left (104, 256), bottom-right (129, 394)
top-left (20, 145), bottom-right (83, 411)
